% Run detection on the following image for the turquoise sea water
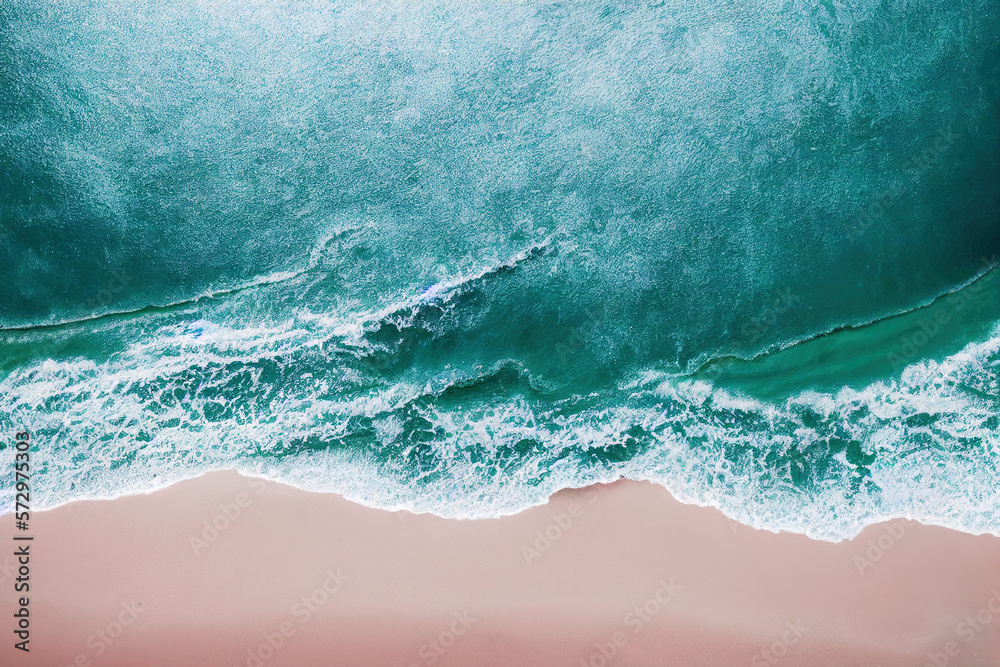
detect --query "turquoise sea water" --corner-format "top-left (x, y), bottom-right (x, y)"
top-left (1, 0), bottom-right (998, 539)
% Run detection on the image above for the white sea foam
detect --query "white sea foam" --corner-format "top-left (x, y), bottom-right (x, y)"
top-left (1, 284), bottom-right (997, 542)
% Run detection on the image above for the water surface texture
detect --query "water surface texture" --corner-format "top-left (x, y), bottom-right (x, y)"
top-left (2, 0), bottom-right (999, 539)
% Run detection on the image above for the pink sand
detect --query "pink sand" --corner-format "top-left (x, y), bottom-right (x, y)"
top-left (1, 471), bottom-right (999, 666)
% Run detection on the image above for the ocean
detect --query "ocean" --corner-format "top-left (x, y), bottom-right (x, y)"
top-left (1, 0), bottom-right (998, 540)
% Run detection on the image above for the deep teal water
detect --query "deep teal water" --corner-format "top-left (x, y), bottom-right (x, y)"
top-left (1, 0), bottom-right (998, 539)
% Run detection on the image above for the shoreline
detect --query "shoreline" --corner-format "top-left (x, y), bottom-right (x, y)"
top-left (3, 470), bottom-right (999, 666)
top-left (12, 466), bottom-right (1000, 543)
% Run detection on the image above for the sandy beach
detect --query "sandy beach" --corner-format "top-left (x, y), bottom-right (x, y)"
top-left (2, 471), bottom-right (999, 667)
